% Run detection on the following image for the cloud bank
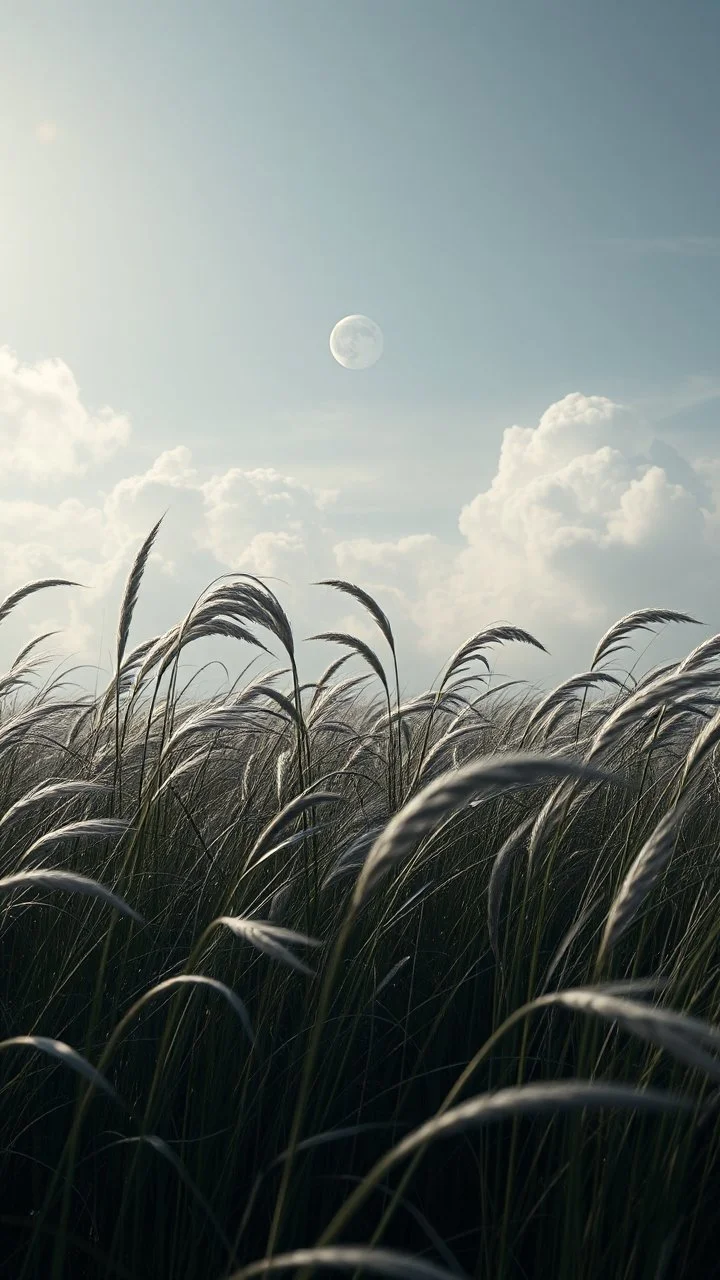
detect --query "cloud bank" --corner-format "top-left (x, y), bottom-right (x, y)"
top-left (0, 346), bottom-right (717, 690)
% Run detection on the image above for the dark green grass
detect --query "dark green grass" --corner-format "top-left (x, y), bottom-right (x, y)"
top-left (0, 542), bottom-right (719, 1278)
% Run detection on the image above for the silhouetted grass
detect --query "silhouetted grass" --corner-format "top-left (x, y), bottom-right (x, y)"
top-left (1, 533), bottom-right (720, 1279)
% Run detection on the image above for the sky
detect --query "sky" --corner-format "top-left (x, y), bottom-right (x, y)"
top-left (1, 0), bottom-right (720, 698)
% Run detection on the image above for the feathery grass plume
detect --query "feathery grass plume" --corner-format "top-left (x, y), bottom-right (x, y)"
top-left (154, 582), bottom-right (306, 793)
top-left (130, 624), bottom-right (182, 690)
top-left (656, 691), bottom-right (720, 725)
top-left (210, 916), bottom-right (322, 975)
top-left (116, 517), bottom-right (165, 671)
top-left (487, 814), bottom-right (537, 964)
top-left (678, 631), bottom-right (720, 673)
top-left (385, 1079), bottom-right (692, 1163)
top-left (10, 629), bottom-right (60, 670)
top-left (245, 790), bottom-right (341, 869)
top-left (590, 608), bottom-right (702, 670)
top-left (131, 598), bottom-right (269, 700)
top-left (427, 687), bottom-right (469, 717)
top-left (422, 688), bottom-right (467, 713)
top-left (186, 603), bottom-right (266, 643)
top-left (275, 747), bottom-right (291, 804)
top-left (98, 635), bottom-right (160, 721)
top-left (0, 700), bottom-right (82, 759)
top-left (228, 1246), bottom-right (465, 1280)
top-left (269, 1123), bottom-right (401, 1170)
top-left (307, 632), bottom-right (390, 698)
top-left (643, 697), bottom-right (720, 757)
top-left (323, 825), bottom-right (385, 887)
top-left (681, 702), bottom-right (720, 787)
top-left (526, 773), bottom-right (606, 865)
top-left (642, 723), bottom-right (692, 759)
top-left (0, 779), bottom-right (111, 830)
top-left (341, 733), bottom-right (394, 780)
top-left (245, 826), bottom-right (329, 879)
top-left (0, 1035), bottom-right (121, 1102)
top-left (241, 750), bottom-right (258, 805)
top-left (534, 988), bottom-right (720, 1080)
top-left (268, 881), bottom-right (293, 923)
top-left (229, 576), bottom-right (297, 658)
top-left (633, 660), bottom-right (678, 689)
top-left (0, 670), bottom-right (33, 702)
top-left (156, 620), bottom-right (271, 686)
top-left (235, 683), bottom-right (305, 729)
top-left (591, 798), bottom-right (686, 962)
top-left (18, 817), bottom-right (132, 867)
top-left (7, 648), bottom-right (59, 683)
top-left (316, 580), bottom-right (396, 656)
top-left (440, 625), bottom-right (547, 688)
top-left (523, 671), bottom-right (626, 741)
top-left (415, 725), bottom-right (481, 781)
top-left (587, 668), bottom-right (720, 761)
top-left (309, 630), bottom-right (396, 804)
top-left (0, 868), bottom-right (143, 922)
top-left (307, 673), bottom-right (373, 727)
top-left (310, 719), bottom-right (363, 743)
top-left (466, 677), bottom-right (526, 706)
top-left (64, 700), bottom-right (100, 751)
top-left (0, 578), bottom-right (81, 630)
top-left (541, 700), bottom-right (579, 742)
top-left (163, 676), bottom-right (292, 756)
top-left (115, 974), bottom-right (255, 1047)
top-left (0, 655), bottom-right (59, 700)
top-left (374, 696), bottom-right (448, 731)
top-left (374, 955), bottom-right (412, 999)
top-left (316, 580), bottom-right (403, 787)
top-left (308, 651), bottom-right (354, 708)
top-left (355, 755), bottom-right (609, 906)
top-left (541, 901), bottom-right (600, 991)
top-left (409, 632), bottom-right (542, 794)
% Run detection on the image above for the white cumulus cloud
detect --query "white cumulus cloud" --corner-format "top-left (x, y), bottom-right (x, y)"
top-left (0, 347), bottom-right (131, 480)
top-left (336, 393), bottom-right (720, 679)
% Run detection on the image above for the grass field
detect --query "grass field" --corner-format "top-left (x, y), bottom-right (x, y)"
top-left (2, 522), bottom-right (720, 1279)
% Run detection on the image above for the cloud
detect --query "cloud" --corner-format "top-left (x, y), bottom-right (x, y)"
top-left (334, 534), bottom-right (441, 574)
top-left (0, 349), bottom-right (717, 692)
top-left (336, 393), bottom-right (720, 679)
top-left (0, 347), bottom-right (131, 480)
top-left (0, 497), bottom-right (106, 584)
top-left (199, 466), bottom-right (335, 575)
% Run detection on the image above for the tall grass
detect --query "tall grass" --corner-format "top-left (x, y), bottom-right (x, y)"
top-left (1, 529), bottom-right (720, 1278)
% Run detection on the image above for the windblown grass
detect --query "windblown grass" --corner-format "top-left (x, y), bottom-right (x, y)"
top-left (1, 532), bottom-right (720, 1278)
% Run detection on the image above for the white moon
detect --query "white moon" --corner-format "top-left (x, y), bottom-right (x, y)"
top-left (329, 314), bottom-right (383, 370)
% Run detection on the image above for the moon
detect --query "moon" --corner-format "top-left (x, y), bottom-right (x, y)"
top-left (329, 314), bottom-right (383, 370)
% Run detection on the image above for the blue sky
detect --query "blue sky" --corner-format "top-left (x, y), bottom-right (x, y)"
top-left (0, 0), bottom-right (719, 691)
